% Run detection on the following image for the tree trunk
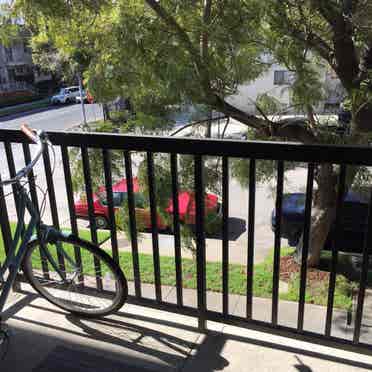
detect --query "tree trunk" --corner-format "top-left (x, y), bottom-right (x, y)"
top-left (296, 164), bottom-right (337, 267)
top-left (102, 103), bottom-right (110, 121)
top-left (353, 104), bottom-right (372, 132)
top-left (297, 204), bottom-right (336, 267)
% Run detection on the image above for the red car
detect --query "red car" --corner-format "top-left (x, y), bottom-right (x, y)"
top-left (74, 177), bottom-right (220, 230)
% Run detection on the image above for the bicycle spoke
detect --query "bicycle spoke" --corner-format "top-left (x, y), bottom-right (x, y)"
top-left (24, 238), bottom-right (126, 316)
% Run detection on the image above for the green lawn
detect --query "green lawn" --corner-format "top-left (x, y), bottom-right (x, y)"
top-left (111, 247), bottom-right (354, 310)
top-left (0, 223), bottom-right (355, 310)
top-left (0, 99), bottom-right (51, 118)
top-left (0, 222), bottom-right (110, 263)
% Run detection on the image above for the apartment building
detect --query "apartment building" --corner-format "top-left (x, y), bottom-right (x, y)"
top-left (0, 34), bottom-right (52, 95)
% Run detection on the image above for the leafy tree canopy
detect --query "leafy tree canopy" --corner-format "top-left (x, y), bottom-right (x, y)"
top-left (7, 0), bottom-right (372, 265)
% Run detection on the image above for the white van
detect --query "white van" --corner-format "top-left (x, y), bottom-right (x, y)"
top-left (51, 86), bottom-right (80, 104)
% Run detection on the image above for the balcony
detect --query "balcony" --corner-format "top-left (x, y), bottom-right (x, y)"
top-left (1, 128), bottom-right (372, 371)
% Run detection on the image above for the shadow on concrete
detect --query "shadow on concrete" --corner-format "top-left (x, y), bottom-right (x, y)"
top-left (294, 356), bottom-right (313, 372)
top-left (207, 217), bottom-right (247, 241)
top-left (3, 290), bottom-right (372, 371)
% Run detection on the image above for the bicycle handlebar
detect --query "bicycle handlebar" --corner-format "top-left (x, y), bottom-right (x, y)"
top-left (21, 123), bottom-right (39, 143)
top-left (0, 125), bottom-right (46, 186)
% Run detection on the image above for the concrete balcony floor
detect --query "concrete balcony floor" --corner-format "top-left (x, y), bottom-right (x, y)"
top-left (2, 283), bottom-right (372, 372)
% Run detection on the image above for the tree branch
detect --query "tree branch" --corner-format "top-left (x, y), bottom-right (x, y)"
top-left (146, 0), bottom-right (316, 144)
top-left (354, 44), bottom-right (372, 85)
top-left (212, 95), bottom-right (316, 143)
top-left (201, 0), bottom-right (212, 61)
top-left (212, 94), bottom-right (270, 132)
top-left (145, 0), bottom-right (211, 92)
top-left (274, 118), bottom-right (317, 144)
top-left (310, 0), bottom-right (359, 89)
top-left (275, 3), bottom-right (334, 67)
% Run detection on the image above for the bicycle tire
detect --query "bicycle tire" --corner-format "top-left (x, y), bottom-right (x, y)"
top-left (22, 235), bottom-right (128, 317)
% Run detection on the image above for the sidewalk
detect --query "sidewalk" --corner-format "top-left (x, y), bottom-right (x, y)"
top-left (101, 228), bottom-right (275, 264)
top-left (3, 282), bottom-right (372, 371)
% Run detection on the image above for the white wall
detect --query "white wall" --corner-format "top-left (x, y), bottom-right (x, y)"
top-left (227, 63), bottom-right (292, 114)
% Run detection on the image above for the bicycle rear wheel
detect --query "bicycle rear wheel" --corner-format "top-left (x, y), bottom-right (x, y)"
top-left (22, 235), bottom-right (127, 317)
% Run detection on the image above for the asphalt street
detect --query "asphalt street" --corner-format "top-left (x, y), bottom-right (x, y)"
top-left (0, 103), bottom-right (103, 130)
top-left (0, 104), bottom-right (308, 264)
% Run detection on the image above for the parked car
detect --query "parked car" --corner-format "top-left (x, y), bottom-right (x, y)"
top-left (271, 191), bottom-right (370, 253)
top-left (74, 177), bottom-right (221, 230)
top-left (76, 90), bottom-right (94, 104)
top-left (51, 86), bottom-right (80, 104)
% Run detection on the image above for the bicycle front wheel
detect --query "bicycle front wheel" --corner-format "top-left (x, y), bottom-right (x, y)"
top-left (22, 235), bottom-right (127, 317)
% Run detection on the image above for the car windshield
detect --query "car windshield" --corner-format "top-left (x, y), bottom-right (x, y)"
top-left (99, 191), bottom-right (146, 209)
top-left (58, 88), bottom-right (66, 95)
top-left (99, 192), bottom-right (124, 207)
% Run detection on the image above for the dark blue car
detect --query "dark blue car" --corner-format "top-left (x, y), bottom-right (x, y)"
top-left (271, 192), bottom-right (370, 253)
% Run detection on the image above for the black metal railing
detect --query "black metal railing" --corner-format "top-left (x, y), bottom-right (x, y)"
top-left (1, 128), bottom-right (372, 354)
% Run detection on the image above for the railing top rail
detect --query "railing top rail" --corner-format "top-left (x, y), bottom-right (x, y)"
top-left (1, 128), bottom-right (372, 165)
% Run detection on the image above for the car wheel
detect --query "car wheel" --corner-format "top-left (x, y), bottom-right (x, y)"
top-left (95, 216), bottom-right (108, 230)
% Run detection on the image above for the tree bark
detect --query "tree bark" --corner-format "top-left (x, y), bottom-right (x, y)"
top-left (353, 105), bottom-right (372, 132)
top-left (296, 162), bottom-right (360, 267)
top-left (296, 164), bottom-right (337, 266)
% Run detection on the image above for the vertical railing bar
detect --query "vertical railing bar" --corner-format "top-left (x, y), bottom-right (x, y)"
top-left (297, 163), bottom-right (315, 332)
top-left (353, 187), bottom-right (372, 344)
top-left (42, 143), bottom-right (66, 274)
top-left (0, 173), bottom-right (12, 257)
top-left (325, 164), bottom-right (347, 336)
top-left (81, 146), bottom-right (103, 291)
top-left (123, 150), bottom-right (141, 298)
top-left (246, 158), bottom-right (256, 319)
top-left (60, 145), bottom-right (83, 285)
top-left (5, 142), bottom-right (21, 223)
top-left (146, 152), bottom-right (162, 302)
top-left (102, 149), bottom-right (119, 264)
top-left (272, 160), bottom-right (284, 325)
top-left (23, 143), bottom-right (50, 279)
top-left (195, 155), bottom-right (206, 330)
top-left (5, 141), bottom-right (25, 290)
top-left (222, 156), bottom-right (229, 317)
top-left (170, 153), bottom-right (183, 307)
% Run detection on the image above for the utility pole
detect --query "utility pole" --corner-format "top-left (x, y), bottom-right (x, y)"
top-left (77, 72), bottom-right (87, 128)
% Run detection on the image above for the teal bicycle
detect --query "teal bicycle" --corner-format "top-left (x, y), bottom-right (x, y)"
top-left (0, 125), bottom-right (128, 330)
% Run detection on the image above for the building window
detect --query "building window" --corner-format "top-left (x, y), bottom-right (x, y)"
top-left (274, 70), bottom-right (292, 85)
top-left (5, 47), bottom-right (13, 62)
top-left (24, 41), bottom-right (31, 54)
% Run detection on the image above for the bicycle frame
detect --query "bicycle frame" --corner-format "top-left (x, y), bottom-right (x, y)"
top-left (0, 182), bottom-right (75, 320)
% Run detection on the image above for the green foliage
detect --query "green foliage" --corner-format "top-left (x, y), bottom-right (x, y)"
top-left (115, 195), bottom-right (146, 242)
top-left (15, 0), bottom-right (372, 268)
top-left (0, 4), bottom-right (19, 46)
top-left (69, 121), bottom-right (124, 195)
top-left (16, 0), bottom-right (268, 115)
top-left (114, 151), bottom-right (222, 254)
top-left (230, 126), bottom-right (299, 187)
top-left (256, 93), bottom-right (282, 115)
top-left (30, 35), bottom-right (75, 82)
top-left (12, 0), bottom-right (372, 133)
top-left (122, 112), bottom-right (173, 135)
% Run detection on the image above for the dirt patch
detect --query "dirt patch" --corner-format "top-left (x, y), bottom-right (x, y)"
top-left (280, 255), bottom-right (330, 284)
